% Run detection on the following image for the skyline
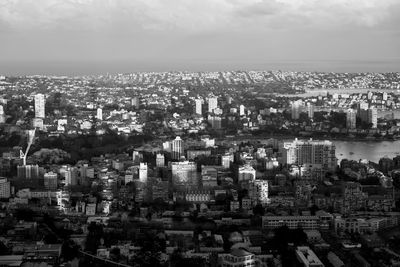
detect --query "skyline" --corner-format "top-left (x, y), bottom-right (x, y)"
top-left (1, 0), bottom-right (400, 75)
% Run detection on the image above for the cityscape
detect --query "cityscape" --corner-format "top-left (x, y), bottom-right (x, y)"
top-left (1, 1), bottom-right (400, 267)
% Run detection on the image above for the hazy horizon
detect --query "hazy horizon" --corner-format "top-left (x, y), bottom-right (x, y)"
top-left (1, 0), bottom-right (399, 75)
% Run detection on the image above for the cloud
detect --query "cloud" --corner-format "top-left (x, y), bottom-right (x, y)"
top-left (0, 0), bottom-right (399, 34)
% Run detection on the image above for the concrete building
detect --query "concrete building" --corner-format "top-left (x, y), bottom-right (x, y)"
top-left (291, 99), bottom-right (303, 120)
top-left (295, 246), bottom-right (324, 267)
top-left (238, 165), bottom-right (256, 182)
top-left (0, 178), bottom-right (11, 198)
top-left (281, 138), bottom-right (337, 178)
top-left (34, 93), bottom-right (45, 118)
top-left (220, 248), bottom-right (256, 267)
top-left (342, 182), bottom-right (367, 215)
top-left (208, 96), bottom-right (218, 113)
top-left (262, 216), bottom-right (319, 230)
top-left (239, 104), bottom-right (245, 116)
top-left (96, 108), bottom-right (103, 121)
top-left (44, 172), bottom-right (58, 190)
top-left (138, 162), bottom-right (148, 183)
top-left (346, 109), bottom-right (357, 129)
top-left (156, 153), bottom-right (165, 167)
top-left (222, 153), bottom-right (234, 169)
top-left (251, 179), bottom-right (269, 205)
top-left (17, 165), bottom-right (41, 179)
top-left (194, 98), bottom-right (202, 115)
top-left (307, 102), bottom-right (315, 119)
top-left (32, 118), bottom-right (44, 130)
top-left (171, 161), bottom-right (197, 186)
top-left (171, 136), bottom-right (184, 160)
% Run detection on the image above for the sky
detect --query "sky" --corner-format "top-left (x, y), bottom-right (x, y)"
top-left (0, 0), bottom-right (399, 75)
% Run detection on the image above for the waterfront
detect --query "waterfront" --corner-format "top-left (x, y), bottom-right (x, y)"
top-left (334, 140), bottom-right (400, 163)
top-left (235, 138), bottom-right (400, 163)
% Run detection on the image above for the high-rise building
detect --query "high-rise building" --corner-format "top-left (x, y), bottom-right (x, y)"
top-left (208, 96), bottom-right (218, 113)
top-left (17, 165), bottom-right (40, 179)
top-left (208, 115), bottom-right (222, 130)
top-left (238, 165), bottom-right (256, 182)
top-left (34, 94), bottom-right (45, 118)
top-left (139, 163), bottom-right (148, 183)
top-left (307, 102), bottom-right (314, 119)
top-left (368, 107), bottom-right (378, 128)
top-left (221, 153), bottom-right (234, 169)
top-left (171, 136), bottom-right (184, 160)
top-left (0, 105), bottom-right (5, 123)
top-left (0, 178), bottom-right (10, 199)
top-left (96, 108), bottom-right (103, 121)
top-left (281, 138), bottom-right (337, 173)
top-left (291, 100), bottom-right (303, 120)
top-left (194, 99), bottom-right (202, 115)
top-left (346, 109), bottom-right (357, 129)
top-left (156, 153), bottom-right (165, 167)
top-left (171, 161), bottom-right (197, 186)
top-left (44, 172), bottom-right (58, 190)
top-left (60, 166), bottom-right (78, 186)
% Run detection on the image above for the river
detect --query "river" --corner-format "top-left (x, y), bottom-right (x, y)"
top-left (334, 140), bottom-right (400, 163)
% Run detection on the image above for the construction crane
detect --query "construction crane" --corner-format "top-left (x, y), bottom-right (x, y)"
top-left (19, 129), bottom-right (36, 166)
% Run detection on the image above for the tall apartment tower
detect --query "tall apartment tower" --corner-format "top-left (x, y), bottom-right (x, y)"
top-left (346, 109), bottom-right (357, 129)
top-left (171, 136), bottom-right (184, 160)
top-left (34, 94), bottom-right (45, 118)
top-left (194, 99), bottom-right (202, 115)
top-left (208, 96), bottom-right (218, 113)
top-left (291, 100), bottom-right (303, 120)
top-left (368, 107), bottom-right (378, 128)
top-left (139, 163), bottom-right (148, 183)
top-left (307, 103), bottom-right (314, 119)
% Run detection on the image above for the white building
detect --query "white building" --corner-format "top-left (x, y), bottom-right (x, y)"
top-left (281, 138), bottom-right (337, 173)
top-left (139, 162), bottom-right (148, 183)
top-left (34, 94), bottom-right (45, 118)
top-left (291, 99), bottom-right (303, 120)
top-left (239, 104), bottom-right (245, 116)
top-left (238, 165), bottom-right (256, 182)
top-left (96, 108), bottom-right (103, 121)
top-left (222, 153), bottom-right (234, 169)
top-left (208, 96), bottom-right (218, 113)
top-left (171, 136), bottom-right (184, 160)
top-left (32, 118), bottom-right (44, 130)
top-left (195, 98), bottom-right (202, 115)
